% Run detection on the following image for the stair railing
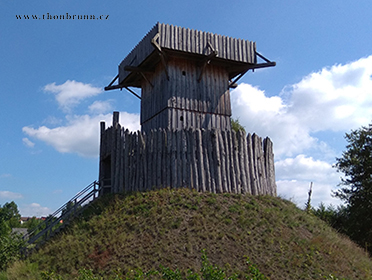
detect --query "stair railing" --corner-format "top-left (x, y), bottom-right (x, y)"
top-left (24, 181), bottom-right (100, 248)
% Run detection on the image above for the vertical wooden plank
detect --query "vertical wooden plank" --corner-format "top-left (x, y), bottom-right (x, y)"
top-left (135, 132), bottom-right (140, 192)
top-left (181, 129), bottom-right (187, 188)
top-left (151, 129), bottom-right (157, 190)
top-left (196, 129), bottom-right (205, 192)
top-left (189, 129), bottom-right (198, 191)
top-left (165, 130), bottom-right (170, 188)
top-left (129, 132), bottom-right (134, 192)
top-left (232, 130), bottom-right (241, 193)
top-left (156, 129), bottom-right (162, 188)
top-left (202, 129), bottom-right (211, 192)
top-left (170, 129), bottom-right (176, 188)
top-left (252, 134), bottom-right (262, 194)
top-left (241, 130), bottom-right (251, 195)
top-left (219, 130), bottom-right (227, 192)
top-left (185, 129), bottom-right (192, 189)
top-left (247, 133), bottom-right (258, 195)
top-left (223, 130), bottom-right (231, 193)
top-left (138, 131), bottom-right (144, 191)
top-left (237, 130), bottom-right (248, 193)
top-left (110, 125), bottom-right (117, 193)
top-left (258, 135), bottom-right (268, 194)
top-left (264, 137), bottom-right (276, 196)
top-left (212, 130), bottom-right (223, 193)
top-left (118, 128), bottom-right (124, 193)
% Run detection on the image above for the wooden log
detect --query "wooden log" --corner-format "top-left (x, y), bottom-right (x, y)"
top-left (128, 132), bottom-right (133, 192)
top-left (123, 129), bottom-right (129, 192)
top-left (196, 129), bottom-right (206, 192)
top-left (186, 129), bottom-right (193, 190)
top-left (219, 130), bottom-right (227, 192)
top-left (151, 129), bottom-right (157, 190)
top-left (181, 129), bottom-right (190, 187)
top-left (170, 129), bottom-right (176, 188)
top-left (119, 128), bottom-right (124, 193)
top-left (138, 131), bottom-right (145, 191)
top-left (134, 132), bottom-right (140, 192)
top-left (142, 131), bottom-right (149, 191)
top-left (264, 137), bottom-right (276, 196)
top-left (252, 134), bottom-right (262, 194)
top-left (247, 133), bottom-right (258, 195)
top-left (242, 131), bottom-right (251, 195)
top-left (113, 111), bottom-right (119, 128)
top-left (226, 130), bottom-right (236, 193)
top-left (166, 130), bottom-right (172, 188)
top-left (202, 129), bottom-right (212, 192)
top-left (232, 130), bottom-right (241, 194)
top-left (212, 130), bottom-right (223, 193)
top-left (257, 135), bottom-right (268, 194)
top-left (190, 128), bottom-right (199, 191)
top-left (237, 130), bottom-right (248, 193)
top-left (156, 129), bottom-right (162, 188)
top-left (114, 125), bottom-right (121, 193)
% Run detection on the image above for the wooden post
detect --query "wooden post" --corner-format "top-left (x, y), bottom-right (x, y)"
top-left (219, 130), bottom-right (227, 192)
top-left (202, 129), bottom-right (212, 192)
top-left (212, 130), bottom-right (223, 193)
top-left (227, 130), bottom-right (236, 193)
top-left (231, 130), bottom-right (241, 193)
top-left (113, 111), bottom-right (119, 128)
top-left (264, 137), bottom-right (276, 196)
top-left (171, 129), bottom-right (177, 189)
top-left (196, 129), bottom-right (206, 192)
top-left (119, 128), bottom-right (124, 193)
top-left (181, 129), bottom-right (188, 188)
top-left (242, 131), bottom-right (251, 195)
top-left (237, 130), bottom-right (248, 193)
top-left (247, 133), bottom-right (258, 195)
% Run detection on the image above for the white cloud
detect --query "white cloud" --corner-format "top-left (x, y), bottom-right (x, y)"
top-left (0, 190), bottom-right (23, 200)
top-left (231, 83), bottom-right (316, 157)
top-left (44, 80), bottom-right (103, 112)
top-left (275, 155), bottom-right (342, 208)
top-left (287, 56), bottom-right (372, 132)
top-left (23, 112), bottom-right (140, 158)
top-left (277, 180), bottom-right (341, 209)
top-left (0, 174), bottom-right (12, 178)
top-left (22, 137), bottom-right (35, 148)
top-left (89, 100), bottom-right (113, 114)
top-left (232, 55), bottom-right (372, 207)
top-left (19, 203), bottom-right (52, 217)
top-left (275, 154), bottom-right (339, 184)
top-left (231, 55), bottom-right (372, 158)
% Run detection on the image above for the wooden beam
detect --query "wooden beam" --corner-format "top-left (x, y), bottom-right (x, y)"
top-left (124, 66), bottom-right (154, 73)
top-left (198, 51), bottom-right (217, 82)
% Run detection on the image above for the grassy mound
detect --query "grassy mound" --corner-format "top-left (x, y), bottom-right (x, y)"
top-left (5, 188), bottom-right (372, 279)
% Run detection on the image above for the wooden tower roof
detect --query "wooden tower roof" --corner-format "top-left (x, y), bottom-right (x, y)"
top-left (105, 23), bottom-right (275, 91)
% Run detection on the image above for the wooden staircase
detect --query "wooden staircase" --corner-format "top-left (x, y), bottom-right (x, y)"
top-left (23, 181), bottom-right (100, 253)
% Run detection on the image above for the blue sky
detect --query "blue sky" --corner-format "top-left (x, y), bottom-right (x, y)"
top-left (1, 1), bottom-right (372, 216)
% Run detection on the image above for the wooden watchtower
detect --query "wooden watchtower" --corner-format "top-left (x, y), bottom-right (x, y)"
top-left (105, 23), bottom-right (275, 133)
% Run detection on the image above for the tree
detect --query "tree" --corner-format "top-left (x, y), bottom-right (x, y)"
top-left (334, 123), bottom-right (372, 253)
top-left (231, 117), bottom-right (246, 134)
top-left (0, 201), bottom-right (21, 228)
top-left (0, 201), bottom-right (25, 271)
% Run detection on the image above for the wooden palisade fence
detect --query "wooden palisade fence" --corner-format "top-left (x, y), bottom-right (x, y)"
top-left (99, 112), bottom-right (276, 196)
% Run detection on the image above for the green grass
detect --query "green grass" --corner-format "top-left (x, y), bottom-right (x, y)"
top-left (4, 188), bottom-right (372, 279)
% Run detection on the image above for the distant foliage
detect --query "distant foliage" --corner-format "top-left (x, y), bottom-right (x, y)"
top-left (0, 201), bottom-right (21, 229)
top-left (0, 233), bottom-right (25, 271)
top-left (0, 201), bottom-right (26, 271)
top-left (230, 118), bottom-right (246, 134)
top-left (333, 123), bottom-right (372, 254)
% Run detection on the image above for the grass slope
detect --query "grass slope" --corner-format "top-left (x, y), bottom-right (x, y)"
top-left (7, 188), bottom-right (372, 279)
